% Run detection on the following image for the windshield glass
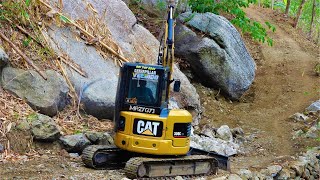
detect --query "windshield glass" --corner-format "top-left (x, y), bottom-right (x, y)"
top-left (126, 66), bottom-right (161, 106)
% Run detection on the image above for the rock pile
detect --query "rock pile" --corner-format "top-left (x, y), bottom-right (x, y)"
top-left (190, 125), bottom-right (245, 156)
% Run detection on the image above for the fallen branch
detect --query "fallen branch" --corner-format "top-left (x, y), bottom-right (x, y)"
top-left (55, 59), bottom-right (78, 104)
top-left (0, 31), bottom-right (47, 80)
top-left (58, 56), bottom-right (87, 77)
top-left (39, 0), bottom-right (129, 65)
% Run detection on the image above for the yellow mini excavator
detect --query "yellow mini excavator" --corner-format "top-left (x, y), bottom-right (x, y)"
top-left (82, 2), bottom-right (229, 179)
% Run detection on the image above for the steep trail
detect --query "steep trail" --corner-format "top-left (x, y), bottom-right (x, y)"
top-left (199, 5), bottom-right (319, 170)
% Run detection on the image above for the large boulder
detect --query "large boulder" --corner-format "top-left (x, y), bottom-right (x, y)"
top-left (0, 47), bottom-right (9, 69)
top-left (45, 0), bottom-right (200, 120)
top-left (175, 12), bottom-right (256, 100)
top-left (171, 64), bottom-right (201, 125)
top-left (1, 67), bottom-right (69, 116)
top-left (45, 0), bottom-right (158, 119)
top-left (31, 113), bottom-right (61, 142)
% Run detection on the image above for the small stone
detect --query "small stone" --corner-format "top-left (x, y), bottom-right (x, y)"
top-left (306, 100), bottom-right (320, 112)
top-left (290, 113), bottom-right (309, 122)
top-left (228, 174), bottom-right (242, 180)
top-left (217, 125), bottom-right (233, 141)
top-left (60, 164), bottom-right (67, 169)
top-left (200, 124), bottom-right (216, 138)
top-left (292, 129), bottom-right (304, 139)
top-left (238, 169), bottom-right (253, 179)
top-left (41, 154), bottom-right (49, 159)
top-left (289, 161), bottom-right (306, 176)
top-left (36, 164), bottom-right (45, 169)
top-left (278, 168), bottom-right (296, 179)
top-left (31, 114), bottom-right (61, 142)
top-left (121, 178), bottom-right (131, 180)
top-left (0, 144), bottom-right (4, 153)
top-left (231, 127), bottom-right (244, 137)
top-left (59, 134), bottom-right (92, 153)
top-left (69, 153), bottom-right (80, 158)
top-left (267, 165), bottom-right (282, 177)
top-left (175, 176), bottom-right (184, 180)
top-left (305, 126), bottom-right (319, 139)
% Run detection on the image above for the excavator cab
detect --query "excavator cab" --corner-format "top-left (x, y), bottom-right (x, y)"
top-left (114, 62), bottom-right (192, 155)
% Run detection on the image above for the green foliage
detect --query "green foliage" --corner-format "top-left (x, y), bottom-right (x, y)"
top-left (22, 36), bottom-right (32, 47)
top-left (59, 15), bottom-right (71, 23)
top-left (156, 0), bottom-right (167, 11)
top-left (0, 1), bottom-right (30, 23)
top-left (188, 0), bottom-right (275, 46)
top-left (27, 112), bottom-right (38, 122)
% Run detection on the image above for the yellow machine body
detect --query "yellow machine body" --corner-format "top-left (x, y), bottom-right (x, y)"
top-left (115, 110), bottom-right (192, 155)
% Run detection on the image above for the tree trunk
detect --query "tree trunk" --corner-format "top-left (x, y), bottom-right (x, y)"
top-left (271, 0), bottom-right (275, 10)
top-left (293, 0), bottom-right (307, 28)
top-left (285, 0), bottom-right (291, 15)
top-left (309, 0), bottom-right (316, 36)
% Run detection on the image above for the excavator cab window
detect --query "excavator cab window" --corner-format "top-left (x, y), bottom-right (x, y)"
top-left (128, 79), bottom-right (157, 105)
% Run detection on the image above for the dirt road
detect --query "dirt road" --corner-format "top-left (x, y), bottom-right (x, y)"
top-left (198, 5), bottom-right (319, 171)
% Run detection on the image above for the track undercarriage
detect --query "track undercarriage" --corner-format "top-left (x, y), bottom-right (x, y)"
top-left (82, 145), bottom-right (229, 179)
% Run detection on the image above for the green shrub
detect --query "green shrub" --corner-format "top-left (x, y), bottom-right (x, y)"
top-left (188, 0), bottom-right (276, 46)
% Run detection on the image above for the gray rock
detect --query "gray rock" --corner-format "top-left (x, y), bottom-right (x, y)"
top-left (217, 125), bottom-right (233, 141)
top-left (290, 113), bottom-right (309, 122)
top-left (59, 134), bottom-right (92, 153)
top-left (31, 114), bottom-right (61, 142)
top-left (238, 169), bottom-right (253, 179)
top-left (267, 165), bottom-right (282, 177)
top-left (1, 67), bottom-right (69, 116)
top-left (305, 126), bottom-right (319, 139)
top-left (175, 12), bottom-right (255, 100)
top-left (200, 124), bottom-right (216, 138)
top-left (85, 131), bottom-right (114, 145)
top-left (0, 144), bottom-right (4, 153)
top-left (0, 48), bottom-right (9, 69)
top-left (278, 168), bottom-right (296, 179)
top-left (69, 153), bottom-right (80, 158)
top-left (44, 0), bottom-right (201, 121)
top-left (289, 161), bottom-right (306, 177)
top-left (190, 134), bottom-right (239, 156)
top-left (292, 129), bottom-right (304, 139)
top-left (227, 174), bottom-right (242, 180)
top-left (231, 127), bottom-right (244, 137)
top-left (306, 100), bottom-right (320, 112)
top-left (16, 119), bottom-right (31, 131)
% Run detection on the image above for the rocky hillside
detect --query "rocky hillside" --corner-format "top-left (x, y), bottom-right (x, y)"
top-left (0, 0), bottom-right (319, 179)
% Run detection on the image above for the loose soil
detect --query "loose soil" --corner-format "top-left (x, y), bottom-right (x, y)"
top-left (0, 5), bottom-right (319, 179)
top-left (197, 5), bottom-right (319, 171)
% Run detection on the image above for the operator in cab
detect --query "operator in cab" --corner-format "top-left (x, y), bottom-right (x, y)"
top-left (132, 80), bottom-right (155, 104)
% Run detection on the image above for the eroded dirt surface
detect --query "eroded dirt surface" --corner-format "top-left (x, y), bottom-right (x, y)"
top-left (197, 5), bottom-right (319, 172)
top-left (0, 5), bottom-right (319, 179)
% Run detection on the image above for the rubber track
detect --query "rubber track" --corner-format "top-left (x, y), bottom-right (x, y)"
top-left (123, 155), bottom-right (218, 179)
top-left (82, 145), bottom-right (121, 169)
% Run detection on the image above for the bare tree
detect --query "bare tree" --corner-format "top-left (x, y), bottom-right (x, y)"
top-left (293, 0), bottom-right (307, 28)
top-left (309, 0), bottom-right (316, 36)
top-left (285, 0), bottom-right (291, 15)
